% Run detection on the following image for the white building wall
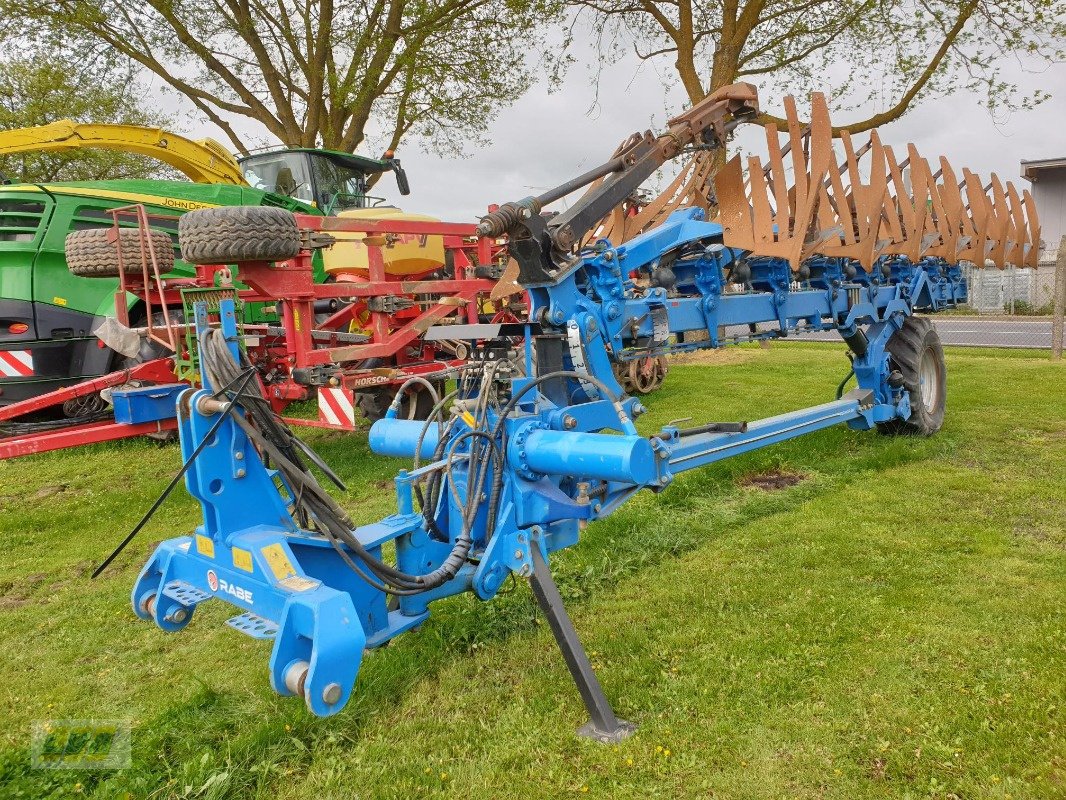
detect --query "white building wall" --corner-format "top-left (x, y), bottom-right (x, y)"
top-left (1030, 166), bottom-right (1066, 260)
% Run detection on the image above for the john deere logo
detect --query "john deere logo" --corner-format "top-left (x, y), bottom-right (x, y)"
top-left (206, 570), bottom-right (219, 592)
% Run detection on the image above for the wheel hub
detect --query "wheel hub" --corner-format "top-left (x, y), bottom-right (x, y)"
top-left (918, 346), bottom-right (941, 413)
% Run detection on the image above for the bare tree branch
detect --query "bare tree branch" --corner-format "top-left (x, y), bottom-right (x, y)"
top-left (3, 0), bottom-right (559, 154)
top-left (568, 0), bottom-right (1063, 136)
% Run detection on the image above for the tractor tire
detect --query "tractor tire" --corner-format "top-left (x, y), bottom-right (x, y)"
top-left (65, 229), bottom-right (175, 277)
top-left (178, 206), bottom-right (301, 265)
top-left (877, 316), bottom-right (946, 436)
top-left (356, 382), bottom-right (443, 423)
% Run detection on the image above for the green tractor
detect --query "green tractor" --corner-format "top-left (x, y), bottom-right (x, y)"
top-left (0, 121), bottom-right (409, 407)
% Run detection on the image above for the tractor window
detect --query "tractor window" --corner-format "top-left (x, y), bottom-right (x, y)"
top-left (308, 155), bottom-right (372, 212)
top-left (240, 153), bottom-right (314, 205)
top-left (0, 199), bottom-right (46, 242)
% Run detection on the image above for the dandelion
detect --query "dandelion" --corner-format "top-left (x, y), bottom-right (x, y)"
top-left (626, 757), bottom-right (634, 767)
top-left (580, 787), bottom-right (589, 793)
top-left (440, 772), bottom-right (448, 781)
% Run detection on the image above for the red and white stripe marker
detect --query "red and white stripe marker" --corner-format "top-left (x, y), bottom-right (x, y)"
top-left (0, 349), bottom-right (34, 378)
top-left (317, 386), bottom-right (357, 429)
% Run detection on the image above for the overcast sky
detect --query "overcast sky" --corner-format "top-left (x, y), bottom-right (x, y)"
top-left (184, 44), bottom-right (1066, 223)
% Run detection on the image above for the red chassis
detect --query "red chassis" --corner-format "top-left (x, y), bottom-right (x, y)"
top-left (0, 209), bottom-right (507, 457)
top-left (119, 211), bottom-right (501, 409)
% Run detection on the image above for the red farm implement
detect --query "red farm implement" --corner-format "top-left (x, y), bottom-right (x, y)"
top-left (0, 205), bottom-right (505, 458)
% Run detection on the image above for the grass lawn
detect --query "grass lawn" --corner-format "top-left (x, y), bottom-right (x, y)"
top-left (0, 343), bottom-right (1062, 799)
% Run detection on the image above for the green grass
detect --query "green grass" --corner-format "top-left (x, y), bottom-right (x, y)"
top-left (0, 343), bottom-right (1063, 799)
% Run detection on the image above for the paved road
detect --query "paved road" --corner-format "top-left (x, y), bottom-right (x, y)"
top-left (786, 317), bottom-right (1053, 349)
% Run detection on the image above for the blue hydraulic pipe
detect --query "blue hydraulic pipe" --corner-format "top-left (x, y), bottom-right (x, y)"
top-left (369, 419), bottom-right (440, 460)
top-left (509, 428), bottom-right (658, 484)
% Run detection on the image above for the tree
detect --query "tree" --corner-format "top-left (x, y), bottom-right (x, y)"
top-left (0, 50), bottom-right (179, 183)
top-left (571, 0), bottom-right (1065, 132)
top-left (3, 0), bottom-right (561, 156)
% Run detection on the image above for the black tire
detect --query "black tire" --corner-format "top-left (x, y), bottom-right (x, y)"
top-left (65, 229), bottom-right (175, 277)
top-left (356, 382), bottom-right (443, 423)
top-left (116, 309), bottom-right (184, 370)
top-left (178, 206), bottom-right (300, 265)
top-left (877, 316), bottom-right (946, 436)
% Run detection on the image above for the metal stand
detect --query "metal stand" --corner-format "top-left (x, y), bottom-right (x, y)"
top-left (528, 544), bottom-right (636, 743)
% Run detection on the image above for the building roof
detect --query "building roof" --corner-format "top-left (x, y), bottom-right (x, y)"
top-left (1021, 157), bottom-right (1066, 181)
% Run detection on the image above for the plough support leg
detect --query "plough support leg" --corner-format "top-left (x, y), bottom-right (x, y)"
top-left (529, 542), bottom-right (636, 743)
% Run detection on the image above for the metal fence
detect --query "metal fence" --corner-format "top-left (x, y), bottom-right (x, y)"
top-left (938, 258), bottom-right (1059, 350)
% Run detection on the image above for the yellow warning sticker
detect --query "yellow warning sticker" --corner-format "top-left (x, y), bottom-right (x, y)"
top-left (195, 534), bottom-right (215, 559)
top-left (280, 575), bottom-right (320, 592)
top-left (232, 547), bottom-right (253, 572)
top-left (262, 543), bottom-right (297, 580)
top-left (52, 296), bottom-right (68, 307)
top-left (292, 307), bottom-right (302, 333)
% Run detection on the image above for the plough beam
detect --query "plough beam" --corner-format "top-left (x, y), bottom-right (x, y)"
top-left (121, 87), bottom-right (1037, 735)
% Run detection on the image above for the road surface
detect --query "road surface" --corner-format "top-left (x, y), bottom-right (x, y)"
top-left (928, 317), bottom-right (1052, 348)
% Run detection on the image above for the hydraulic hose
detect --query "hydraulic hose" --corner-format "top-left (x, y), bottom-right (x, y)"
top-left (199, 328), bottom-right (486, 595)
top-left (92, 366), bottom-right (257, 577)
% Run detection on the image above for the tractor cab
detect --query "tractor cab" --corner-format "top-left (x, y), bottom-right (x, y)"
top-left (237, 148), bottom-right (410, 214)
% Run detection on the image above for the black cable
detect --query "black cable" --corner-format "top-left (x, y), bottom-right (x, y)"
top-left (91, 368), bottom-right (257, 578)
top-left (836, 367), bottom-right (855, 399)
top-left (412, 388), bottom-right (460, 539)
top-left (200, 330), bottom-right (493, 595)
top-left (0, 409), bottom-right (114, 436)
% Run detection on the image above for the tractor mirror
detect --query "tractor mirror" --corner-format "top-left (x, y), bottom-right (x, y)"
top-left (393, 161), bottom-right (411, 195)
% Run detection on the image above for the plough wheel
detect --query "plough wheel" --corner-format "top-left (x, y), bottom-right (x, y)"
top-left (877, 316), bottom-right (946, 437)
top-left (614, 361), bottom-right (633, 393)
top-left (627, 356), bottom-right (668, 394)
top-left (356, 382), bottom-right (444, 422)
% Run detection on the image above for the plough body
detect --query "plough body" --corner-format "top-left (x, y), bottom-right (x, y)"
top-left (127, 85), bottom-right (1036, 736)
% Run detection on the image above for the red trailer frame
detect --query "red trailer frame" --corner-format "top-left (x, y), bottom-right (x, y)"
top-left (0, 206), bottom-right (511, 457)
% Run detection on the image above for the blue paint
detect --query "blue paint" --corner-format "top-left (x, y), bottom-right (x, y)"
top-left (129, 205), bottom-right (964, 718)
top-left (111, 383), bottom-right (184, 424)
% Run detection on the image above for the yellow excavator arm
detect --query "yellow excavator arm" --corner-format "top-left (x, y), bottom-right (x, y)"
top-left (0, 120), bottom-right (249, 185)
